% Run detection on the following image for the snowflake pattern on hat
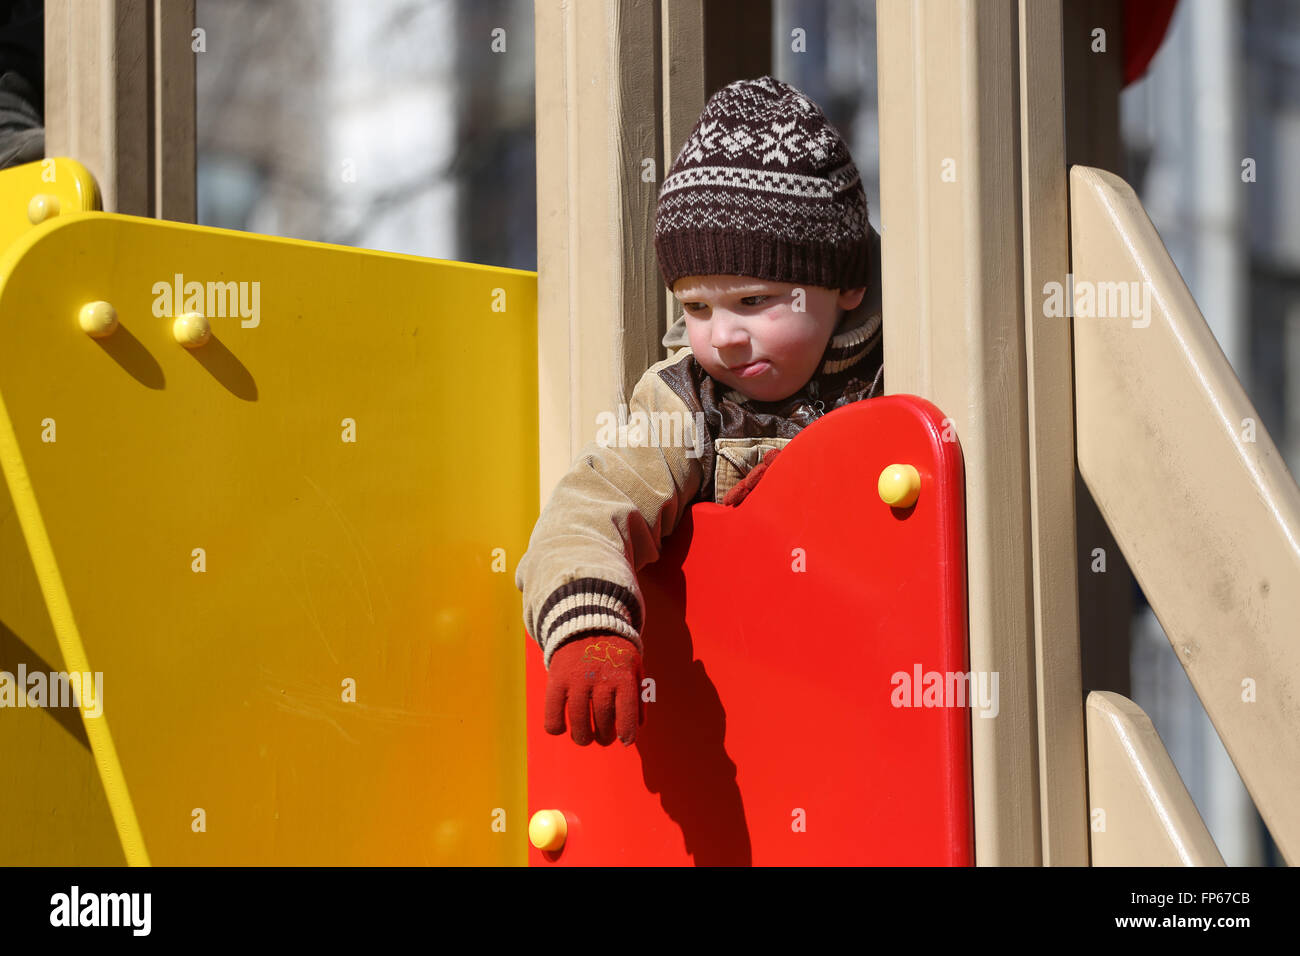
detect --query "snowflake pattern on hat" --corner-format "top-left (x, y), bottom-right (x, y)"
top-left (655, 75), bottom-right (870, 292)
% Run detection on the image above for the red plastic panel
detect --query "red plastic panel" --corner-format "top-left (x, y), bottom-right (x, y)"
top-left (526, 394), bottom-right (972, 865)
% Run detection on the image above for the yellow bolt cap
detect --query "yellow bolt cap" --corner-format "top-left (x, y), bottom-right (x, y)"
top-left (878, 463), bottom-right (921, 508)
top-left (27, 194), bottom-right (60, 224)
top-left (173, 312), bottom-right (211, 348)
top-left (528, 810), bottom-right (568, 852)
top-left (79, 301), bottom-right (118, 338)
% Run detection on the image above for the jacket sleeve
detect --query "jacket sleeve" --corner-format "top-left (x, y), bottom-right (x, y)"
top-left (515, 353), bottom-right (705, 668)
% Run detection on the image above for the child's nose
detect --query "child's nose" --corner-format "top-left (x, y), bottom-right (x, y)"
top-left (710, 312), bottom-right (748, 349)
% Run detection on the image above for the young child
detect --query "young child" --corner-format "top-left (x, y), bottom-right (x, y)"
top-left (515, 75), bottom-right (883, 747)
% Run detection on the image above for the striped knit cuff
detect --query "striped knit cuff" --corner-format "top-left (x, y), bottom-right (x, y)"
top-left (536, 577), bottom-right (643, 668)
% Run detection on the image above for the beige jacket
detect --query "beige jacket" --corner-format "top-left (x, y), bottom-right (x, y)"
top-left (516, 293), bottom-right (883, 668)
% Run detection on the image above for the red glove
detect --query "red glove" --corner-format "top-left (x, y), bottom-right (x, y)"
top-left (545, 634), bottom-right (644, 746)
top-left (723, 448), bottom-right (781, 507)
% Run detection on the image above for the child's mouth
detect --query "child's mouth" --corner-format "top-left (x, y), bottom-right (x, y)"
top-left (733, 361), bottom-right (770, 378)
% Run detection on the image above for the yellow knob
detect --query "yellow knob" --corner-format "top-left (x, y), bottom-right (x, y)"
top-left (27, 194), bottom-right (60, 224)
top-left (528, 810), bottom-right (568, 852)
top-left (878, 463), bottom-right (921, 508)
top-left (78, 301), bottom-right (118, 339)
top-left (173, 311), bottom-right (211, 348)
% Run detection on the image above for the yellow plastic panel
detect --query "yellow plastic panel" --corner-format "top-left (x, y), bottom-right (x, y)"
top-left (0, 212), bottom-right (536, 864)
top-left (0, 157), bottom-right (100, 243)
top-left (0, 500), bottom-right (126, 865)
top-left (0, 158), bottom-right (123, 865)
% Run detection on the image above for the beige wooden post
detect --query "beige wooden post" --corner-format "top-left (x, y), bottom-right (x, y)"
top-left (1071, 164), bottom-right (1300, 864)
top-left (1018, 0), bottom-right (1089, 866)
top-left (1086, 692), bottom-right (1225, 866)
top-left (45, 0), bottom-right (195, 221)
top-left (661, 1), bottom-right (707, 344)
top-left (877, 0), bottom-right (1041, 865)
top-left (153, 0), bottom-right (196, 223)
top-left (534, 0), bottom-right (770, 504)
top-left (533, 0), bottom-right (665, 503)
top-left (657, 1), bottom-right (771, 345)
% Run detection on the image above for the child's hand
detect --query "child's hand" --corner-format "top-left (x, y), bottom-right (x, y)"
top-left (545, 634), bottom-right (644, 746)
top-left (723, 448), bottom-right (781, 507)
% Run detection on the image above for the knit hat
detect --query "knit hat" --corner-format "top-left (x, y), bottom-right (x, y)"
top-left (654, 76), bottom-right (870, 293)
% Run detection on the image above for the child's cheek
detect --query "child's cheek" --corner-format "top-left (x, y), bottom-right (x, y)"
top-left (764, 323), bottom-right (803, 357)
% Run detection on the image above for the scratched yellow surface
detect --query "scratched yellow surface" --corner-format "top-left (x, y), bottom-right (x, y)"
top-left (0, 158), bottom-right (127, 865)
top-left (0, 206), bottom-right (535, 864)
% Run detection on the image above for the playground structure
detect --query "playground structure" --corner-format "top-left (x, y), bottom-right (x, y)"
top-left (0, 1), bottom-right (1296, 866)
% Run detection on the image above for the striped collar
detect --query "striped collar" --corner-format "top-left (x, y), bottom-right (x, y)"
top-left (818, 306), bottom-right (881, 376)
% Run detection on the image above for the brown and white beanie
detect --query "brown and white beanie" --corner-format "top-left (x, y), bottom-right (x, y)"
top-left (654, 75), bottom-right (870, 293)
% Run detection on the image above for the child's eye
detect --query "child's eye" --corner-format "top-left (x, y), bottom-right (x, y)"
top-left (682, 296), bottom-right (767, 313)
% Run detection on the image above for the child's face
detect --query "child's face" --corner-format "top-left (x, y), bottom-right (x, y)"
top-left (673, 275), bottom-right (866, 402)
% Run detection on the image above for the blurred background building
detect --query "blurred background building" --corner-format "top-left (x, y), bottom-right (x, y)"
top-left (196, 0), bottom-right (535, 268)
top-left (192, 0), bottom-right (1286, 864)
